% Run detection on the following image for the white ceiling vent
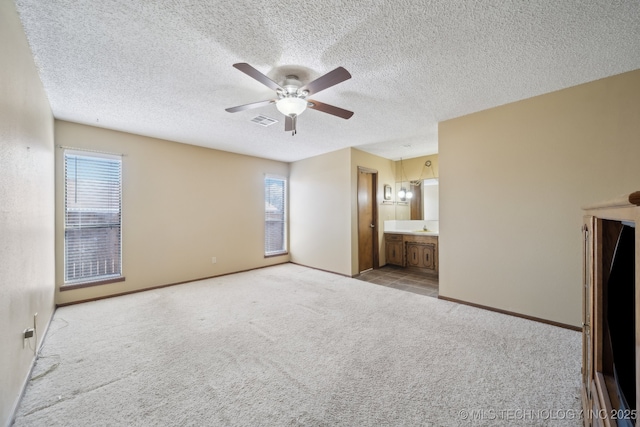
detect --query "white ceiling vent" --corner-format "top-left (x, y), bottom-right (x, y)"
top-left (250, 115), bottom-right (278, 127)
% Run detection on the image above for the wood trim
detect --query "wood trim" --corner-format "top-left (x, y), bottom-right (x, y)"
top-left (583, 216), bottom-right (596, 404)
top-left (582, 191), bottom-right (640, 210)
top-left (356, 167), bottom-right (379, 272)
top-left (56, 263), bottom-right (289, 307)
top-left (437, 295), bottom-right (582, 331)
top-left (371, 172), bottom-right (379, 269)
top-left (583, 199), bottom-right (640, 423)
top-left (629, 190), bottom-right (640, 206)
top-left (581, 385), bottom-right (591, 426)
top-left (594, 372), bottom-right (616, 427)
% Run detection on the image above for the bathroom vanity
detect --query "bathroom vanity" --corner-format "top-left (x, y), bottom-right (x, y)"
top-left (384, 231), bottom-right (438, 275)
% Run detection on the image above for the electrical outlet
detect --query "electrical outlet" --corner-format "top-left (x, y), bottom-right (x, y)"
top-left (24, 328), bottom-right (34, 339)
top-left (211, 257), bottom-right (217, 264)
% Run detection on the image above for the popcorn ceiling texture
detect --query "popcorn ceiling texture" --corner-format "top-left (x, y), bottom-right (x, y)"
top-left (14, 0), bottom-right (640, 162)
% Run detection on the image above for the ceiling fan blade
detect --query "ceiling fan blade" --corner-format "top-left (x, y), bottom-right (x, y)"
top-left (225, 99), bottom-right (275, 113)
top-left (299, 67), bottom-right (351, 96)
top-left (232, 63), bottom-right (283, 92)
top-left (307, 99), bottom-right (354, 119)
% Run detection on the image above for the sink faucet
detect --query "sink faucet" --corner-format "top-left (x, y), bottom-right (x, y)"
top-left (423, 224), bottom-right (428, 231)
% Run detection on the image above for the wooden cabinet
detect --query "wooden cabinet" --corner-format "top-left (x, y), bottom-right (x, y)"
top-left (384, 233), bottom-right (438, 275)
top-left (582, 191), bottom-right (640, 427)
top-left (406, 242), bottom-right (435, 270)
top-left (385, 234), bottom-right (404, 266)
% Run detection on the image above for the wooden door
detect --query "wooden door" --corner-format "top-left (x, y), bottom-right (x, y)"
top-left (357, 168), bottom-right (377, 273)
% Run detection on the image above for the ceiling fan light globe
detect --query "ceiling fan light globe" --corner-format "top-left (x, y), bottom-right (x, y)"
top-left (276, 97), bottom-right (307, 116)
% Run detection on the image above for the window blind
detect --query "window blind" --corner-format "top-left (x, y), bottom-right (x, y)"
top-left (64, 152), bottom-right (122, 284)
top-left (265, 175), bottom-right (287, 256)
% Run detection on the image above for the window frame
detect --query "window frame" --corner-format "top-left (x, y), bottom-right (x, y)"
top-left (62, 150), bottom-right (124, 289)
top-left (264, 174), bottom-right (288, 257)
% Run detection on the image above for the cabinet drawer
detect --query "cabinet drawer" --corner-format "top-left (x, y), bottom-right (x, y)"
top-left (404, 235), bottom-right (437, 245)
top-left (385, 233), bottom-right (403, 242)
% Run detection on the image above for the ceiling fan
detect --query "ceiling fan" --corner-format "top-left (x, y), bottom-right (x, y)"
top-left (225, 63), bottom-right (354, 135)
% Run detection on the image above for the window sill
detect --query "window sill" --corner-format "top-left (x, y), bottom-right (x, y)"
top-left (60, 276), bottom-right (125, 291)
top-left (265, 252), bottom-right (288, 258)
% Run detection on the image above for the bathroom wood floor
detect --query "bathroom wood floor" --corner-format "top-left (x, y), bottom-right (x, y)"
top-left (355, 265), bottom-right (439, 298)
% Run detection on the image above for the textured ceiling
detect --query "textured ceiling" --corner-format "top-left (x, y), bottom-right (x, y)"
top-left (14, 0), bottom-right (640, 162)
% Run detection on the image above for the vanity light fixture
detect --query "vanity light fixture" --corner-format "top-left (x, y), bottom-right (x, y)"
top-left (398, 186), bottom-right (413, 199)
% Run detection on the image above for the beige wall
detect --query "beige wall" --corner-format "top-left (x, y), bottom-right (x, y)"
top-left (289, 148), bottom-right (352, 276)
top-left (439, 69), bottom-right (640, 327)
top-left (0, 1), bottom-right (56, 425)
top-left (290, 147), bottom-right (437, 277)
top-left (54, 121), bottom-right (289, 305)
top-left (395, 155), bottom-right (439, 183)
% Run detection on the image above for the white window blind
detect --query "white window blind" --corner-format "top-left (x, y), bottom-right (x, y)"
top-left (265, 175), bottom-right (287, 256)
top-left (64, 151), bottom-right (122, 284)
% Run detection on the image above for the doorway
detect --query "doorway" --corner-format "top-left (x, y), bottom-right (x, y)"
top-left (357, 167), bottom-right (378, 273)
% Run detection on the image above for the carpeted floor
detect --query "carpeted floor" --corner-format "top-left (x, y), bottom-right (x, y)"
top-left (14, 263), bottom-right (583, 426)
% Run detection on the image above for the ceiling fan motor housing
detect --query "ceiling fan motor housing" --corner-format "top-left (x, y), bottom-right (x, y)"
top-left (277, 75), bottom-right (308, 118)
top-left (281, 75), bottom-right (304, 97)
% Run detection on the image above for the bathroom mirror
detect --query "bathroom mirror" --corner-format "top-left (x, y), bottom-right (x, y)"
top-left (394, 179), bottom-right (438, 220)
top-left (422, 179), bottom-right (439, 220)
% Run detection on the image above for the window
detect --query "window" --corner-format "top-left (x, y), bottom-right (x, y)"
top-left (264, 175), bottom-right (287, 256)
top-left (64, 151), bottom-right (122, 285)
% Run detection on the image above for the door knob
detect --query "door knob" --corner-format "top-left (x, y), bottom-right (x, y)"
top-left (370, 224), bottom-right (375, 228)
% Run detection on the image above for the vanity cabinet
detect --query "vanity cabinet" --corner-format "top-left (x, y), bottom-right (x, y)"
top-left (385, 234), bottom-right (404, 266)
top-left (406, 242), bottom-right (435, 270)
top-left (384, 233), bottom-right (438, 275)
top-left (582, 191), bottom-right (639, 427)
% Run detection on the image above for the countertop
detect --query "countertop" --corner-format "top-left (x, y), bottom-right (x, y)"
top-left (384, 230), bottom-right (439, 236)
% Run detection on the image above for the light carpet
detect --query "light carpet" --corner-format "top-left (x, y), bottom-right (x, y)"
top-left (14, 263), bottom-right (582, 426)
